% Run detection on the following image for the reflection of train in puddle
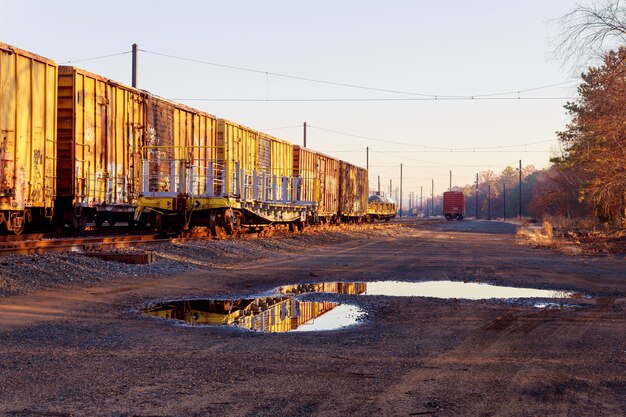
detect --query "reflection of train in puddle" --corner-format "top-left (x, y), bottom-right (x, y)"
top-left (143, 282), bottom-right (367, 333)
top-left (277, 282), bottom-right (367, 296)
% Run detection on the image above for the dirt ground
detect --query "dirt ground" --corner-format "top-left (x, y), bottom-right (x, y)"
top-left (0, 218), bottom-right (624, 417)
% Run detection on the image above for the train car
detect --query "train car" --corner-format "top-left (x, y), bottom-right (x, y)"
top-left (293, 146), bottom-right (340, 223)
top-left (0, 42), bottom-right (376, 235)
top-left (55, 66), bottom-right (145, 230)
top-left (208, 121), bottom-right (308, 233)
top-left (443, 191), bottom-right (465, 220)
top-left (136, 94), bottom-right (218, 232)
top-left (366, 194), bottom-right (397, 222)
top-left (338, 160), bottom-right (368, 221)
top-left (0, 43), bottom-right (57, 234)
top-left (137, 117), bottom-right (310, 234)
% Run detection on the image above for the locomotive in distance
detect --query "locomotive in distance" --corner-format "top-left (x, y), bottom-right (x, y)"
top-left (0, 42), bottom-right (396, 235)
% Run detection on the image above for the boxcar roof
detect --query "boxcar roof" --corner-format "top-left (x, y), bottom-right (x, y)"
top-left (0, 42), bottom-right (57, 66)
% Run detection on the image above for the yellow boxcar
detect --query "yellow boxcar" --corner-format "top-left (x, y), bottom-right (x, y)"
top-left (56, 66), bottom-right (145, 228)
top-left (293, 146), bottom-right (338, 221)
top-left (217, 119), bottom-right (257, 196)
top-left (293, 145), bottom-right (317, 203)
top-left (267, 133), bottom-right (293, 178)
top-left (0, 43), bottom-right (57, 233)
top-left (317, 151), bottom-right (340, 219)
top-left (142, 94), bottom-right (218, 196)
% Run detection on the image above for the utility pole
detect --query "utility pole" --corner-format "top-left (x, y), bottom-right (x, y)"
top-left (519, 160), bottom-right (522, 220)
top-left (503, 182), bottom-right (506, 220)
top-left (132, 43), bottom-right (138, 88)
top-left (377, 175), bottom-right (380, 195)
top-left (303, 122), bottom-right (307, 147)
top-left (400, 163), bottom-right (403, 216)
top-left (389, 179), bottom-right (392, 197)
top-left (420, 186), bottom-right (423, 217)
top-left (488, 184), bottom-right (491, 221)
top-left (449, 170), bottom-right (452, 191)
top-left (431, 179), bottom-right (434, 217)
top-left (475, 173), bottom-right (479, 220)
top-left (366, 147), bottom-right (369, 171)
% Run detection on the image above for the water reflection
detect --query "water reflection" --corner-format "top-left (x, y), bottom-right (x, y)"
top-left (277, 280), bottom-right (578, 300)
top-left (143, 296), bottom-right (364, 333)
top-left (277, 282), bottom-right (368, 296)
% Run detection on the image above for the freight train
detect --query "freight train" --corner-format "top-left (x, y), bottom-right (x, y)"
top-left (0, 42), bottom-right (396, 235)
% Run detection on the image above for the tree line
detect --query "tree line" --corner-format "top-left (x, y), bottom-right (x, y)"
top-left (454, 1), bottom-right (626, 227)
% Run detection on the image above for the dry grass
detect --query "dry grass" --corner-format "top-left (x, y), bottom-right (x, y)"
top-left (517, 215), bottom-right (626, 255)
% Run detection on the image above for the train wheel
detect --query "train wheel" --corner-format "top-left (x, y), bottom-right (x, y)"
top-left (224, 211), bottom-right (234, 236)
top-left (51, 213), bottom-right (65, 233)
top-left (209, 211), bottom-right (218, 237)
top-left (70, 215), bottom-right (86, 232)
top-left (154, 213), bottom-right (168, 235)
top-left (154, 213), bottom-right (182, 235)
top-left (223, 210), bottom-right (241, 236)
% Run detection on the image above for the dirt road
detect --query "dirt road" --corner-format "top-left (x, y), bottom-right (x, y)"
top-left (0, 219), bottom-right (624, 416)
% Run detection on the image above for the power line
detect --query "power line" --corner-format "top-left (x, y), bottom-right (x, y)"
top-left (260, 124), bottom-right (303, 131)
top-left (310, 125), bottom-right (557, 151)
top-left (173, 96), bottom-right (576, 102)
top-left (59, 51), bottom-right (131, 64)
top-left (141, 48), bottom-right (574, 99)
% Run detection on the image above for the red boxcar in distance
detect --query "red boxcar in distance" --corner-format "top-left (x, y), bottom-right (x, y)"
top-left (443, 191), bottom-right (465, 220)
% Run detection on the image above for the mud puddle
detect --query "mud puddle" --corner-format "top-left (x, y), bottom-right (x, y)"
top-left (143, 295), bottom-right (364, 333)
top-left (277, 280), bottom-right (580, 301)
top-left (142, 281), bottom-right (580, 333)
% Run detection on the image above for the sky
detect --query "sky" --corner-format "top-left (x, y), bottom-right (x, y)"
top-left (1, 0), bottom-right (584, 201)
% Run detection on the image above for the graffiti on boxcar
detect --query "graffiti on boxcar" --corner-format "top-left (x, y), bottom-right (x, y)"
top-left (0, 132), bottom-right (14, 196)
top-left (16, 167), bottom-right (26, 207)
top-left (30, 149), bottom-right (43, 202)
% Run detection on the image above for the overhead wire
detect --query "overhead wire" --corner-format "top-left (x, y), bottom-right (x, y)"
top-left (173, 96), bottom-right (576, 102)
top-left (140, 48), bottom-right (575, 100)
top-left (59, 50), bottom-right (131, 64)
top-left (309, 125), bottom-right (557, 151)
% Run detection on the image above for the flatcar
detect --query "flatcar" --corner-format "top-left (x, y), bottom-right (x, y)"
top-left (366, 194), bottom-right (397, 222)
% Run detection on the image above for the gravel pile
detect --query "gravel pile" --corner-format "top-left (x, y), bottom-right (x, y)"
top-left (0, 223), bottom-right (404, 297)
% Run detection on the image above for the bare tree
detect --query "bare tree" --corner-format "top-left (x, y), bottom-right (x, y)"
top-left (553, 0), bottom-right (626, 70)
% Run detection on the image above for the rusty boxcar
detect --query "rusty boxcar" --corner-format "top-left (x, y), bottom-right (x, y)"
top-left (338, 161), bottom-right (368, 221)
top-left (55, 66), bottom-right (145, 230)
top-left (0, 43), bottom-right (57, 234)
top-left (293, 146), bottom-right (339, 223)
top-left (316, 151), bottom-right (340, 222)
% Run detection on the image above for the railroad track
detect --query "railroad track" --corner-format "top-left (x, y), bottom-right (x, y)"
top-left (0, 233), bottom-right (171, 257)
top-left (0, 224), bottom-right (290, 257)
top-left (0, 220), bottom-right (398, 258)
